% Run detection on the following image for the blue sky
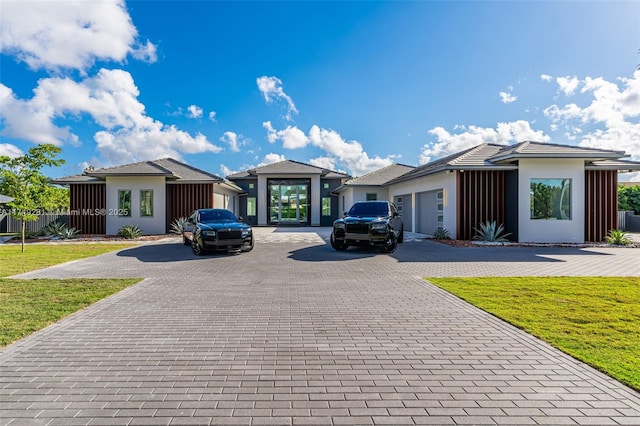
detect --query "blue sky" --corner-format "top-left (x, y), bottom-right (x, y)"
top-left (1, 0), bottom-right (639, 180)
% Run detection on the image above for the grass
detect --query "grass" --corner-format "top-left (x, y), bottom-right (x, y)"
top-left (428, 277), bottom-right (640, 391)
top-left (0, 243), bottom-right (141, 347)
top-left (0, 243), bottom-right (136, 277)
top-left (0, 278), bottom-right (140, 347)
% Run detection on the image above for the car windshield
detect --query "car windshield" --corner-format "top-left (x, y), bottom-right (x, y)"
top-left (348, 202), bottom-right (389, 217)
top-left (199, 210), bottom-right (237, 223)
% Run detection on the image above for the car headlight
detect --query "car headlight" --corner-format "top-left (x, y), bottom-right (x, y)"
top-left (202, 230), bottom-right (216, 237)
top-left (371, 222), bottom-right (387, 231)
top-left (241, 228), bottom-right (252, 237)
top-left (334, 222), bottom-right (345, 230)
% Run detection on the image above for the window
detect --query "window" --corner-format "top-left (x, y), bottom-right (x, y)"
top-left (248, 183), bottom-right (255, 189)
top-left (366, 193), bottom-right (377, 201)
top-left (436, 191), bottom-right (443, 200)
top-left (140, 190), bottom-right (153, 217)
top-left (322, 197), bottom-right (331, 216)
top-left (323, 183), bottom-right (329, 189)
top-left (118, 190), bottom-right (131, 217)
top-left (247, 197), bottom-right (256, 216)
top-left (530, 179), bottom-right (571, 220)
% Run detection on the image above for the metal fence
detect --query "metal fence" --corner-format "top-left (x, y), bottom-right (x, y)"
top-left (0, 212), bottom-right (69, 233)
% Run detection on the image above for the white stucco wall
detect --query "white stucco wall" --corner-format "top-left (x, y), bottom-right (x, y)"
top-left (213, 184), bottom-right (240, 215)
top-left (387, 172), bottom-right (457, 234)
top-left (105, 176), bottom-right (166, 235)
top-left (518, 159), bottom-right (585, 243)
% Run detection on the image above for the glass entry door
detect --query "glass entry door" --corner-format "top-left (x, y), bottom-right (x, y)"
top-left (269, 180), bottom-right (309, 225)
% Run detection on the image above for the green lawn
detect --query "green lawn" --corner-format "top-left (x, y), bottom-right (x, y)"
top-left (428, 277), bottom-right (640, 391)
top-left (0, 243), bottom-right (136, 277)
top-left (0, 243), bottom-right (141, 347)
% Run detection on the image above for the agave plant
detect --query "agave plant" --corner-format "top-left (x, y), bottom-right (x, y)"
top-left (473, 220), bottom-right (511, 242)
top-left (117, 225), bottom-right (142, 239)
top-left (604, 229), bottom-right (632, 246)
top-left (170, 217), bottom-right (188, 235)
top-left (41, 221), bottom-right (69, 238)
top-left (60, 227), bottom-right (80, 240)
top-left (432, 228), bottom-right (451, 240)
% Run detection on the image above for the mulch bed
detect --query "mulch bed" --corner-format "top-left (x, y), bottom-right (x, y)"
top-left (4, 234), bottom-right (177, 244)
top-left (431, 238), bottom-right (640, 248)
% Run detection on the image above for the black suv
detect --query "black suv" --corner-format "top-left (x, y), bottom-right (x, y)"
top-left (330, 201), bottom-right (404, 253)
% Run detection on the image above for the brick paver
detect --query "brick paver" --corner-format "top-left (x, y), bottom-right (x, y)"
top-left (1, 229), bottom-right (639, 425)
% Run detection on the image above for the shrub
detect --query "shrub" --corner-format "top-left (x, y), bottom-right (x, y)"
top-left (117, 225), bottom-right (142, 239)
top-left (169, 217), bottom-right (188, 235)
top-left (604, 229), bottom-right (632, 246)
top-left (41, 221), bottom-right (68, 238)
top-left (59, 227), bottom-right (80, 240)
top-left (432, 228), bottom-right (451, 240)
top-left (473, 221), bottom-right (511, 242)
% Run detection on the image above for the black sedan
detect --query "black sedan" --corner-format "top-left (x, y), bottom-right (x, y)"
top-left (183, 209), bottom-right (254, 255)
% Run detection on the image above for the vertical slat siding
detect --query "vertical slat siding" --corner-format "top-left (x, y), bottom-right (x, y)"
top-left (166, 183), bottom-right (215, 231)
top-left (585, 170), bottom-right (617, 242)
top-left (456, 170), bottom-right (506, 240)
top-left (69, 184), bottom-right (106, 234)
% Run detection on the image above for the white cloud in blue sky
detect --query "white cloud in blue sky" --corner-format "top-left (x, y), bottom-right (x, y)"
top-left (1, 0), bottom-right (639, 180)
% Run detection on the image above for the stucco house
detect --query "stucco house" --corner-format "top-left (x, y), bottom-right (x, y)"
top-left (53, 158), bottom-right (243, 235)
top-left (54, 140), bottom-right (640, 242)
top-left (334, 141), bottom-right (640, 243)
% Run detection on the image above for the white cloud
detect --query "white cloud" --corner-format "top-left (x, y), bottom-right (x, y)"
top-left (309, 157), bottom-right (336, 171)
top-left (208, 111), bottom-right (217, 122)
top-left (260, 153), bottom-right (286, 165)
top-left (263, 121), bottom-right (309, 149)
top-left (420, 121), bottom-right (550, 164)
top-left (220, 131), bottom-right (244, 153)
top-left (556, 76), bottom-right (580, 96)
top-left (0, 0), bottom-right (156, 72)
top-left (0, 143), bottom-right (23, 158)
top-left (541, 74), bottom-right (553, 82)
top-left (187, 105), bottom-right (203, 119)
top-left (499, 91), bottom-right (517, 104)
top-left (544, 71), bottom-right (640, 162)
top-left (0, 69), bottom-right (222, 164)
top-left (257, 76), bottom-right (298, 121)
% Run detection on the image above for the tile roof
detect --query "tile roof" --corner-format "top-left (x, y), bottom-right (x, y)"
top-left (344, 164), bottom-right (415, 186)
top-left (227, 160), bottom-right (351, 179)
top-left (489, 141), bottom-right (626, 162)
top-left (54, 158), bottom-right (224, 183)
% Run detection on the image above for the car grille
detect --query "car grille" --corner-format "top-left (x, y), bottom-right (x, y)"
top-left (218, 230), bottom-right (242, 240)
top-left (345, 223), bottom-right (369, 235)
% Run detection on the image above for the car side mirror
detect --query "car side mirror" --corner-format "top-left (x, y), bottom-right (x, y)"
top-left (392, 211), bottom-right (400, 217)
top-left (238, 216), bottom-right (244, 222)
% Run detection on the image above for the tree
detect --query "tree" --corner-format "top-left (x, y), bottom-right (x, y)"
top-left (0, 144), bottom-right (66, 252)
top-left (618, 184), bottom-right (640, 214)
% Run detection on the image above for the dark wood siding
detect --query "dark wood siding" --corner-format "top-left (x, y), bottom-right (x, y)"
top-left (585, 170), bottom-right (617, 242)
top-left (456, 170), bottom-right (507, 240)
top-left (167, 183), bottom-right (215, 230)
top-left (69, 184), bottom-right (106, 234)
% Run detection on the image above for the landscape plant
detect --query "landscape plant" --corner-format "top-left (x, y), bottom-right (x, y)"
top-left (432, 228), bottom-right (451, 240)
top-left (117, 224), bottom-right (142, 239)
top-left (618, 184), bottom-right (640, 214)
top-left (473, 220), bottom-right (511, 242)
top-left (170, 216), bottom-right (188, 235)
top-left (604, 229), bottom-right (632, 246)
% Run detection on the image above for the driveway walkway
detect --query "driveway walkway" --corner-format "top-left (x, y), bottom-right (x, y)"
top-left (2, 229), bottom-right (639, 425)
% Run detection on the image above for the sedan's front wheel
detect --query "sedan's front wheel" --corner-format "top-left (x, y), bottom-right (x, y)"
top-left (192, 240), bottom-right (204, 256)
top-left (241, 236), bottom-right (254, 252)
top-left (330, 233), bottom-right (348, 251)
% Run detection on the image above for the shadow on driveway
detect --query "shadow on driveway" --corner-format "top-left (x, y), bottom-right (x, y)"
top-left (115, 240), bottom-right (244, 262)
top-left (287, 239), bottom-right (614, 263)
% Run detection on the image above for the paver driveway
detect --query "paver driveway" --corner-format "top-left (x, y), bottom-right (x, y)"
top-left (2, 229), bottom-right (639, 425)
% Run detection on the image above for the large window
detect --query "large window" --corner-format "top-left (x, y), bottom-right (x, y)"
top-left (140, 190), bottom-right (153, 217)
top-left (247, 197), bottom-right (256, 216)
top-left (118, 190), bottom-right (131, 217)
top-left (366, 193), bottom-right (377, 201)
top-left (530, 178), bottom-right (571, 220)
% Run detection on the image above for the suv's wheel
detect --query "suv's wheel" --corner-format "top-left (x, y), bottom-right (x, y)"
top-left (382, 232), bottom-right (397, 253)
top-left (397, 226), bottom-right (404, 243)
top-left (183, 236), bottom-right (190, 246)
top-left (330, 233), bottom-right (348, 251)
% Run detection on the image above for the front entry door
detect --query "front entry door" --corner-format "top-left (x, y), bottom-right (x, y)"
top-left (269, 181), bottom-right (309, 225)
